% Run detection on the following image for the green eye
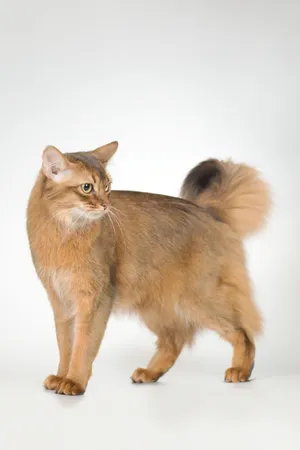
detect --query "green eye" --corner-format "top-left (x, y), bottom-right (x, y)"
top-left (81, 183), bottom-right (93, 194)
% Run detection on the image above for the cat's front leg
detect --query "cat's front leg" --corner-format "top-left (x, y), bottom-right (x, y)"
top-left (44, 289), bottom-right (74, 391)
top-left (55, 294), bottom-right (112, 396)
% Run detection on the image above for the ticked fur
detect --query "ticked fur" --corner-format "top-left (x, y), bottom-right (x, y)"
top-left (27, 143), bottom-right (271, 394)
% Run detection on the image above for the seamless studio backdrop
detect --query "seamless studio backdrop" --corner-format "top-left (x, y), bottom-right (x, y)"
top-left (0, 1), bottom-right (300, 450)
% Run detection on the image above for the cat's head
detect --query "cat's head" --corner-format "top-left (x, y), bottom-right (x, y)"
top-left (41, 141), bottom-right (118, 225)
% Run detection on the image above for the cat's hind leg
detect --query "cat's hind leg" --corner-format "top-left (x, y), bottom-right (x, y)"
top-left (222, 328), bottom-right (255, 382)
top-left (131, 330), bottom-right (185, 383)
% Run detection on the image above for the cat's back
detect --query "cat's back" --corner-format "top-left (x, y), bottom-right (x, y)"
top-left (110, 190), bottom-right (237, 255)
top-left (111, 190), bottom-right (227, 233)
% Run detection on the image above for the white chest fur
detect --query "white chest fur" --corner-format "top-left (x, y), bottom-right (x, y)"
top-left (51, 269), bottom-right (72, 298)
top-left (49, 268), bottom-right (75, 318)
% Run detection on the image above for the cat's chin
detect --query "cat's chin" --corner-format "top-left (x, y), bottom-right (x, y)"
top-left (86, 210), bottom-right (107, 220)
top-left (75, 209), bottom-right (107, 223)
top-left (57, 207), bottom-right (106, 228)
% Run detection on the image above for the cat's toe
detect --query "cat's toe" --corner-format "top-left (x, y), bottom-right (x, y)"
top-left (131, 368), bottom-right (162, 383)
top-left (55, 378), bottom-right (85, 396)
top-left (44, 374), bottom-right (63, 391)
top-left (224, 367), bottom-right (250, 383)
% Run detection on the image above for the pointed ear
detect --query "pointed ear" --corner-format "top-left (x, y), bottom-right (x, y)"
top-left (90, 141), bottom-right (118, 166)
top-left (42, 146), bottom-right (72, 182)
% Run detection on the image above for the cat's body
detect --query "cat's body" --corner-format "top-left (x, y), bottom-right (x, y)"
top-left (27, 142), bottom-right (271, 395)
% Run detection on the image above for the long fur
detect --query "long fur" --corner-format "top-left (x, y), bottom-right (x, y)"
top-left (180, 159), bottom-right (271, 238)
top-left (27, 146), bottom-right (272, 395)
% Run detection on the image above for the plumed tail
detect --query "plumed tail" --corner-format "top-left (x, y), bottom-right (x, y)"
top-left (180, 159), bottom-right (271, 238)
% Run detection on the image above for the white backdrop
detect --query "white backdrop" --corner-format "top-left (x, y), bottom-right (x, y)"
top-left (1, 1), bottom-right (300, 449)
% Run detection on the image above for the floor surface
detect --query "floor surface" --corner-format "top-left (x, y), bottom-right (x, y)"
top-left (1, 332), bottom-right (299, 450)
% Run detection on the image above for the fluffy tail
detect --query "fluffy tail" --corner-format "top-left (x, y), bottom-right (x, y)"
top-left (180, 159), bottom-right (271, 238)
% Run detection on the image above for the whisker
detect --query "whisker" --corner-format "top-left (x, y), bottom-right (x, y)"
top-left (109, 210), bottom-right (130, 252)
top-left (107, 212), bottom-right (116, 250)
top-left (33, 208), bottom-right (71, 235)
top-left (59, 211), bottom-right (86, 246)
top-left (110, 206), bottom-right (126, 217)
top-left (109, 210), bottom-right (126, 233)
top-left (109, 210), bottom-right (123, 235)
top-left (109, 209), bottom-right (144, 263)
top-left (80, 211), bottom-right (91, 232)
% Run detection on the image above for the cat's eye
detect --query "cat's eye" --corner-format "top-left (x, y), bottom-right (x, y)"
top-left (81, 183), bottom-right (93, 194)
top-left (104, 179), bottom-right (112, 193)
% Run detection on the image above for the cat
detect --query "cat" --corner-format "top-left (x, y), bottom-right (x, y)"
top-left (27, 141), bottom-right (271, 395)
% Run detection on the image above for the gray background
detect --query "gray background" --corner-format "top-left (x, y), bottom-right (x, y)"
top-left (1, 1), bottom-right (300, 449)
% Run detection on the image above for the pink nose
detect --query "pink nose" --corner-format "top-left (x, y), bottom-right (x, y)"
top-left (102, 203), bottom-right (109, 210)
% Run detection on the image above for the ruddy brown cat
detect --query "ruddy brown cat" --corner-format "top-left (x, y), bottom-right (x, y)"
top-left (27, 142), bottom-right (271, 395)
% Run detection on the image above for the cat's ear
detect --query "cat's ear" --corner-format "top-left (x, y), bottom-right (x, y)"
top-left (42, 146), bottom-right (71, 182)
top-left (89, 141), bottom-right (118, 166)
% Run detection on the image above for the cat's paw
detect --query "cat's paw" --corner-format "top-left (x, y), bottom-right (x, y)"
top-left (55, 378), bottom-right (85, 396)
top-left (131, 368), bottom-right (162, 383)
top-left (224, 367), bottom-right (250, 383)
top-left (44, 374), bottom-right (63, 391)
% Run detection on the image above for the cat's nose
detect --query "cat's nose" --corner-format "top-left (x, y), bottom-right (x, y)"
top-left (102, 202), bottom-right (110, 211)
